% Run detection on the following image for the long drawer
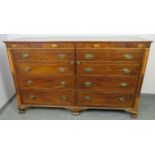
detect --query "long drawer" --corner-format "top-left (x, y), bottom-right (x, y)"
top-left (76, 49), bottom-right (144, 62)
top-left (7, 42), bottom-right (75, 48)
top-left (21, 89), bottom-right (74, 106)
top-left (76, 76), bottom-right (138, 93)
top-left (77, 62), bottom-right (141, 76)
top-left (16, 62), bottom-right (74, 75)
top-left (18, 75), bottom-right (74, 89)
top-left (13, 49), bottom-right (75, 62)
top-left (77, 91), bottom-right (134, 107)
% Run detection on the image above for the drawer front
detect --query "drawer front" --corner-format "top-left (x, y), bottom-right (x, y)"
top-left (18, 75), bottom-right (74, 89)
top-left (13, 49), bottom-right (74, 62)
top-left (76, 42), bottom-right (150, 48)
top-left (21, 90), bottom-right (74, 106)
top-left (77, 76), bottom-right (138, 93)
top-left (16, 62), bottom-right (74, 75)
top-left (77, 62), bottom-right (140, 76)
top-left (76, 49), bottom-right (144, 62)
top-left (7, 42), bottom-right (74, 48)
top-left (77, 91), bottom-right (134, 107)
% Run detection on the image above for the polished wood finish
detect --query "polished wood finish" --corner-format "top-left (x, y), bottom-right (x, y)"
top-left (4, 38), bottom-right (152, 118)
top-left (21, 89), bottom-right (74, 106)
top-left (18, 75), bottom-right (74, 89)
top-left (13, 49), bottom-right (74, 62)
top-left (16, 62), bottom-right (74, 75)
top-left (77, 49), bottom-right (144, 62)
top-left (76, 76), bottom-right (138, 93)
top-left (76, 42), bottom-right (151, 48)
top-left (77, 91), bottom-right (134, 107)
top-left (77, 62), bottom-right (140, 76)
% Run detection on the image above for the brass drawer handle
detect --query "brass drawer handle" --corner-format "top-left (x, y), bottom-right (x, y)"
top-left (118, 97), bottom-right (125, 102)
top-left (27, 80), bottom-right (33, 85)
top-left (120, 82), bottom-right (128, 88)
top-left (122, 68), bottom-right (131, 74)
top-left (60, 96), bottom-right (68, 101)
top-left (51, 44), bottom-right (58, 48)
top-left (22, 53), bottom-right (30, 59)
top-left (84, 67), bottom-right (93, 73)
top-left (24, 67), bottom-right (31, 73)
top-left (60, 81), bottom-right (67, 87)
top-left (84, 96), bottom-right (92, 101)
top-left (58, 67), bottom-right (66, 73)
top-left (58, 54), bottom-right (66, 59)
top-left (29, 95), bottom-right (36, 99)
top-left (85, 53), bottom-right (94, 60)
top-left (84, 82), bottom-right (93, 87)
top-left (93, 44), bottom-right (100, 48)
top-left (123, 54), bottom-right (133, 60)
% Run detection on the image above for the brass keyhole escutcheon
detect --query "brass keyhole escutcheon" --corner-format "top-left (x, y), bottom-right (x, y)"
top-left (51, 44), bottom-right (58, 48)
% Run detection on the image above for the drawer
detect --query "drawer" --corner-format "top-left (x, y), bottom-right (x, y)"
top-left (21, 89), bottom-right (74, 106)
top-left (16, 62), bottom-right (74, 75)
top-left (13, 49), bottom-right (75, 62)
top-left (77, 91), bottom-right (134, 107)
top-left (77, 62), bottom-right (140, 76)
top-left (6, 42), bottom-right (74, 49)
top-left (76, 42), bottom-right (150, 48)
top-left (77, 76), bottom-right (138, 93)
top-left (76, 49), bottom-right (144, 62)
top-left (18, 75), bottom-right (74, 89)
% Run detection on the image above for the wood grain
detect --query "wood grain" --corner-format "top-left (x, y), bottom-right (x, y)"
top-left (4, 41), bottom-right (152, 117)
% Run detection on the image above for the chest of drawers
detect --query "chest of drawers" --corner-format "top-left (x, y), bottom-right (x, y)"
top-left (4, 38), bottom-right (152, 118)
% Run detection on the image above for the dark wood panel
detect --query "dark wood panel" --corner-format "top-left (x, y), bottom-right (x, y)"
top-left (13, 49), bottom-right (74, 62)
top-left (76, 49), bottom-right (144, 62)
top-left (77, 76), bottom-right (138, 93)
top-left (16, 62), bottom-right (74, 75)
top-left (21, 89), bottom-right (74, 106)
top-left (77, 91), bottom-right (134, 107)
top-left (18, 75), bottom-right (74, 89)
top-left (77, 62), bottom-right (140, 76)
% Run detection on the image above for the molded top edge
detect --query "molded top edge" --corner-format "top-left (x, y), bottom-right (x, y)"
top-left (4, 37), bottom-right (153, 43)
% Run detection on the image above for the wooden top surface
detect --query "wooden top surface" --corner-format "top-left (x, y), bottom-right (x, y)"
top-left (4, 36), bottom-right (152, 43)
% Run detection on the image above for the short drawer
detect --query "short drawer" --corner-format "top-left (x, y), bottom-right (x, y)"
top-left (18, 75), bottom-right (74, 89)
top-left (77, 62), bottom-right (140, 76)
top-left (16, 62), bottom-right (74, 75)
top-left (21, 89), bottom-right (74, 106)
top-left (13, 49), bottom-right (75, 62)
top-left (76, 76), bottom-right (138, 93)
top-left (77, 91), bottom-right (134, 107)
top-left (76, 49), bottom-right (144, 62)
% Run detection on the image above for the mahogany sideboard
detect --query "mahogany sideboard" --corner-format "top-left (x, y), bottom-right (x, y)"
top-left (4, 37), bottom-right (152, 118)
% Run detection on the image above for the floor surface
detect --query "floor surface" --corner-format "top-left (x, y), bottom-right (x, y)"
top-left (0, 95), bottom-right (155, 120)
